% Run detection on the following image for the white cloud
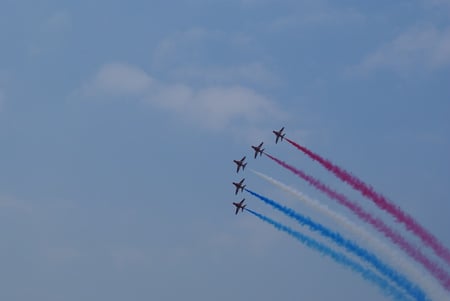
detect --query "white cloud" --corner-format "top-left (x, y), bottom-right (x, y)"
top-left (81, 63), bottom-right (153, 97)
top-left (153, 85), bottom-right (284, 130)
top-left (81, 62), bottom-right (287, 132)
top-left (144, 28), bottom-right (286, 133)
top-left (352, 26), bottom-right (450, 74)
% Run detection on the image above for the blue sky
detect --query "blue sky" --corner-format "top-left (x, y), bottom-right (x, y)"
top-left (1, 1), bottom-right (449, 300)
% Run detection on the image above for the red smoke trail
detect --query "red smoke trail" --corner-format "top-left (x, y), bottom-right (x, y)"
top-left (285, 138), bottom-right (450, 267)
top-left (265, 152), bottom-right (450, 291)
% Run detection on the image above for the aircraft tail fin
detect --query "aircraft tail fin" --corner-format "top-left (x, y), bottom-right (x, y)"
top-left (243, 163), bottom-right (247, 170)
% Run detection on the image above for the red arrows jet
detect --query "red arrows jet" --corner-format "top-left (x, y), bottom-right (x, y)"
top-left (251, 142), bottom-right (265, 158)
top-left (272, 127), bottom-right (286, 144)
top-left (232, 178), bottom-right (246, 195)
top-left (233, 198), bottom-right (246, 215)
top-left (233, 156), bottom-right (247, 173)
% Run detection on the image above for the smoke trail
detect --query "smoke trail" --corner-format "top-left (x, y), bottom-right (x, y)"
top-left (245, 189), bottom-right (428, 301)
top-left (264, 152), bottom-right (450, 292)
top-left (285, 138), bottom-right (450, 266)
top-left (246, 208), bottom-right (412, 301)
top-left (251, 169), bottom-right (448, 301)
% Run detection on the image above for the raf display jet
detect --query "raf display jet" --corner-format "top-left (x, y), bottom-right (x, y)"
top-left (233, 198), bottom-right (246, 215)
top-left (273, 127), bottom-right (286, 144)
top-left (233, 156), bottom-right (247, 173)
top-left (232, 178), bottom-right (246, 195)
top-left (251, 142), bottom-right (265, 158)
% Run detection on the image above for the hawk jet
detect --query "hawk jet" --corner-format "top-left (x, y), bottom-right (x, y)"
top-left (251, 142), bottom-right (265, 158)
top-left (233, 156), bottom-right (247, 173)
top-left (273, 127), bottom-right (286, 144)
top-left (233, 198), bottom-right (246, 215)
top-left (232, 178), bottom-right (246, 195)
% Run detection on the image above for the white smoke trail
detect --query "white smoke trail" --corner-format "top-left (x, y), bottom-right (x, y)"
top-left (251, 169), bottom-right (449, 301)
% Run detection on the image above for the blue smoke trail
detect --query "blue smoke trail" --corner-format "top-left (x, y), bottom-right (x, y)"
top-left (245, 208), bottom-right (412, 301)
top-left (245, 189), bottom-right (428, 301)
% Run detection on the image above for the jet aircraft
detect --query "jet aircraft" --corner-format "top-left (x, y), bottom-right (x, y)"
top-left (232, 178), bottom-right (246, 195)
top-left (273, 127), bottom-right (286, 144)
top-left (251, 142), bottom-right (265, 158)
top-left (233, 156), bottom-right (247, 173)
top-left (233, 198), bottom-right (246, 215)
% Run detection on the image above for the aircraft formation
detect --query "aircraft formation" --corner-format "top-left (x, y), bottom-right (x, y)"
top-left (228, 125), bottom-right (450, 301)
top-left (232, 127), bottom-right (284, 214)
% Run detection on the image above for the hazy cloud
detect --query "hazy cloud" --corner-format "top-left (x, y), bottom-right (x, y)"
top-left (151, 27), bottom-right (282, 95)
top-left (28, 10), bottom-right (72, 56)
top-left (81, 62), bottom-right (153, 97)
top-left (270, 7), bottom-right (365, 32)
top-left (152, 27), bottom-right (219, 70)
top-left (81, 62), bottom-right (287, 132)
top-left (0, 196), bottom-right (32, 213)
top-left (151, 28), bottom-right (264, 79)
top-left (352, 26), bottom-right (450, 74)
top-left (171, 63), bottom-right (280, 87)
top-left (111, 247), bottom-right (150, 268)
top-left (208, 217), bottom-right (283, 259)
top-left (423, 0), bottom-right (450, 8)
top-left (0, 89), bottom-right (4, 112)
top-left (45, 246), bottom-right (81, 263)
top-left (42, 11), bottom-right (71, 33)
